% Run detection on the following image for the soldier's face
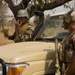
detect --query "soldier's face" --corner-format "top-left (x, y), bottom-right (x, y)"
top-left (17, 17), bottom-right (27, 23)
top-left (68, 22), bottom-right (75, 33)
top-left (70, 22), bottom-right (75, 29)
top-left (21, 17), bottom-right (26, 21)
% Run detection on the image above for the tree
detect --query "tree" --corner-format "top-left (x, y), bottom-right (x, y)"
top-left (2, 0), bottom-right (72, 19)
top-left (0, 2), bottom-right (8, 30)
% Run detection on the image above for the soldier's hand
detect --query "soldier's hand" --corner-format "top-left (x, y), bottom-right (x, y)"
top-left (16, 20), bottom-right (22, 27)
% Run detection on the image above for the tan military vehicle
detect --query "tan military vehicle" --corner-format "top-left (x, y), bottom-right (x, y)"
top-left (0, 11), bottom-right (68, 75)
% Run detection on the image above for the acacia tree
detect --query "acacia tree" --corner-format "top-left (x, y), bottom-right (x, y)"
top-left (2, 0), bottom-right (72, 19)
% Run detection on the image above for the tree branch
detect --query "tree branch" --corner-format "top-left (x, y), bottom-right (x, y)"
top-left (28, 0), bottom-right (72, 17)
top-left (4, 0), bottom-right (31, 19)
top-left (4, 0), bottom-right (72, 18)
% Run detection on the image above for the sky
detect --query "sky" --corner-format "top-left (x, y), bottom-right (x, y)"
top-left (44, 0), bottom-right (74, 16)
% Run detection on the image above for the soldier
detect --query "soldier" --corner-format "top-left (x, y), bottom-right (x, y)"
top-left (7, 9), bottom-right (34, 42)
top-left (60, 10), bottom-right (75, 75)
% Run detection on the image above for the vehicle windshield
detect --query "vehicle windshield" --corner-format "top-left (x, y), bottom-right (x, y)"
top-left (36, 15), bottom-right (68, 39)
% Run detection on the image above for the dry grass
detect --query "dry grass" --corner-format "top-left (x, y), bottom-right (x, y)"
top-left (0, 32), bottom-right (14, 46)
top-left (0, 25), bottom-right (15, 46)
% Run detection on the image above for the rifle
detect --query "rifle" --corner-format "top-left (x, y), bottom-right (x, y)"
top-left (30, 11), bottom-right (44, 41)
top-left (55, 38), bottom-right (61, 75)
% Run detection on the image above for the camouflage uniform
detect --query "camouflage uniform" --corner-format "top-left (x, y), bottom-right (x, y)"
top-left (8, 9), bottom-right (34, 42)
top-left (59, 10), bottom-right (75, 75)
top-left (14, 22), bottom-right (34, 42)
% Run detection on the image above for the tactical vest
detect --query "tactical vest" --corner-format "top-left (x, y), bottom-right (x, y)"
top-left (59, 31), bottom-right (75, 64)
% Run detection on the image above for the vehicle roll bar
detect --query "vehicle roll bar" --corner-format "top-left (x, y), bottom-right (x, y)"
top-left (30, 11), bottom-right (44, 41)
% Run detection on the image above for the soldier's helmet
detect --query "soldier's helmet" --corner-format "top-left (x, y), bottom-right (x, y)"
top-left (17, 9), bottom-right (29, 18)
top-left (63, 10), bottom-right (75, 29)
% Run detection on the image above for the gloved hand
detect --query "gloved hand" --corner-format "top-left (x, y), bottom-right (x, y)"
top-left (16, 20), bottom-right (22, 27)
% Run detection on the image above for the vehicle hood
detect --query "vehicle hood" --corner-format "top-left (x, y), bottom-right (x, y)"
top-left (0, 42), bottom-right (56, 63)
